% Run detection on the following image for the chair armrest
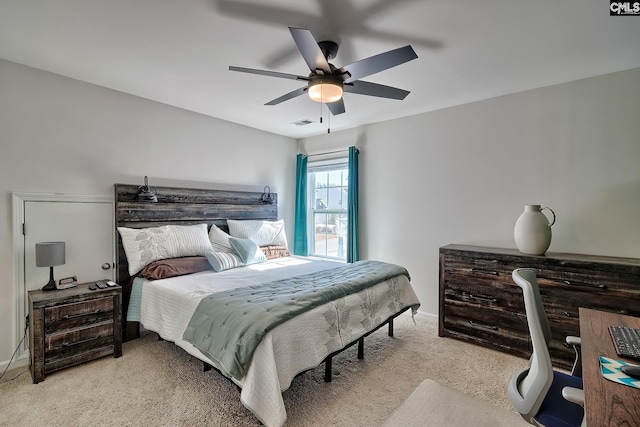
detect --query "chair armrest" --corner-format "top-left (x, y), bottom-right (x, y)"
top-left (562, 386), bottom-right (584, 407)
top-left (566, 335), bottom-right (581, 347)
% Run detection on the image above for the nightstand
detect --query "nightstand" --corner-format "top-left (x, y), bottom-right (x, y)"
top-left (28, 282), bottom-right (122, 384)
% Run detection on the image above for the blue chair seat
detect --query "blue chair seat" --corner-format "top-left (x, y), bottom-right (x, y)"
top-left (535, 371), bottom-right (584, 427)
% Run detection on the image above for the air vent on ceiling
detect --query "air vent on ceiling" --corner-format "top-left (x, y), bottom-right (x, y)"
top-left (291, 119), bottom-right (315, 127)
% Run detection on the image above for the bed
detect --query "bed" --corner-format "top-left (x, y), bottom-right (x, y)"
top-left (114, 184), bottom-right (420, 427)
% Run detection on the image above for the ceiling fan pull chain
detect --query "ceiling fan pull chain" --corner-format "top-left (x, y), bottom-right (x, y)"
top-left (327, 107), bottom-right (331, 134)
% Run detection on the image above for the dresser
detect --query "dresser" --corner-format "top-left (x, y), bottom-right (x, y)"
top-left (28, 283), bottom-right (122, 383)
top-left (439, 244), bottom-right (640, 370)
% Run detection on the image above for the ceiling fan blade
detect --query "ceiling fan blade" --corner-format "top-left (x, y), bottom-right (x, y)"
top-left (229, 66), bottom-right (308, 81)
top-left (344, 80), bottom-right (410, 100)
top-left (326, 98), bottom-right (346, 115)
top-left (341, 45), bottom-right (418, 83)
top-left (265, 87), bottom-right (308, 106)
top-left (289, 27), bottom-right (331, 74)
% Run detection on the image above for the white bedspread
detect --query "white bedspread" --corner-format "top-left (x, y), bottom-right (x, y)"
top-left (137, 256), bottom-right (420, 427)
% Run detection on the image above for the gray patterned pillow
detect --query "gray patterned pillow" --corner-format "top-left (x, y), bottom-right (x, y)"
top-left (118, 224), bottom-right (212, 275)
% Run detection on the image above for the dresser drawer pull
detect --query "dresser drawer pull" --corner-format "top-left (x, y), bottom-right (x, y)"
top-left (468, 294), bottom-right (498, 304)
top-left (563, 311), bottom-right (577, 318)
top-left (63, 309), bottom-right (100, 320)
top-left (470, 268), bottom-right (499, 276)
top-left (563, 280), bottom-right (608, 290)
top-left (62, 336), bottom-right (100, 347)
top-left (469, 320), bottom-right (499, 331)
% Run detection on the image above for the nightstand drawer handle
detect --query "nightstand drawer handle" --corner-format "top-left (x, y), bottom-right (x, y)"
top-left (469, 320), bottom-right (499, 331)
top-left (62, 336), bottom-right (100, 347)
top-left (563, 280), bottom-right (608, 290)
top-left (468, 294), bottom-right (498, 304)
top-left (63, 309), bottom-right (100, 320)
top-left (470, 268), bottom-right (499, 276)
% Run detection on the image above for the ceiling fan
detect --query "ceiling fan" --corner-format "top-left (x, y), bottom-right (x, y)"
top-left (229, 27), bottom-right (418, 115)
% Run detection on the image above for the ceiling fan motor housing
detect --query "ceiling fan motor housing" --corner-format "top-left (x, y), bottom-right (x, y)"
top-left (318, 40), bottom-right (339, 60)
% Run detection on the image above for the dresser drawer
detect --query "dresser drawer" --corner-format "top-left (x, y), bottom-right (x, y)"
top-left (443, 280), bottom-right (525, 313)
top-left (538, 265), bottom-right (640, 291)
top-left (44, 297), bottom-right (114, 333)
top-left (442, 256), bottom-right (513, 278)
top-left (443, 305), bottom-right (531, 356)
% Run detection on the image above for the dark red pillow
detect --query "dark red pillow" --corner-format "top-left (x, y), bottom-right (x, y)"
top-left (139, 256), bottom-right (212, 280)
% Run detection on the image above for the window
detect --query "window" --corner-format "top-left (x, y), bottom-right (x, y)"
top-left (307, 160), bottom-right (349, 260)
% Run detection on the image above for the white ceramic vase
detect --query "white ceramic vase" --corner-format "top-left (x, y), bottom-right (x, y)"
top-left (514, 205), bottom-right (556, 255)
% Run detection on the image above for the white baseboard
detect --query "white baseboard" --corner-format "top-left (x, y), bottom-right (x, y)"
top-left (0, 352), bottom-right (29, 375)
top-left (415, 309), bottom-right (438, 321)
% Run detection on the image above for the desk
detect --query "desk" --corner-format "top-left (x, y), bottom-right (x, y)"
top-left (579, 308), bottom-right (640, 426)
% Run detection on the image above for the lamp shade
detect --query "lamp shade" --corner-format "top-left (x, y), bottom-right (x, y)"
top-left (36, 242), bottom-right (65, 267)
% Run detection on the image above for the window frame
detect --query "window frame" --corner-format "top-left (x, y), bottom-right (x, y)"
top-left (306, 158), bottom-right (349, 260)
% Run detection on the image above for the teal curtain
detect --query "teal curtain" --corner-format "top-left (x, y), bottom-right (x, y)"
top-left (347, 146), bottom-right (359, 263)
top-left (293, 154), bottom-right (308, 255)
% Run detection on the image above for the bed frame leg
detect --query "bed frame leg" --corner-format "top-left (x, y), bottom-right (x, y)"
top-left (358, 337), bottom-right (364, 359)
top-left (388, 318), bottom-right (394, 337)
top-left (324, 357), bottom-right (332, 383)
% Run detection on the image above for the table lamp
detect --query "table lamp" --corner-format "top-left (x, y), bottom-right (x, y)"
top-left (36, 241), bottom-right (65, 291)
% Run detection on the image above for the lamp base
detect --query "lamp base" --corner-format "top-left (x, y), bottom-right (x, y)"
top-left (42, 266), bottom-right (57, 291)
top-left (42, 279), bottom-right (57, 291)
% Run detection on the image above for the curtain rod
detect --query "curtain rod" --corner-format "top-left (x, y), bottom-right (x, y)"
top-left (305, 147), bottom-right (360, 158)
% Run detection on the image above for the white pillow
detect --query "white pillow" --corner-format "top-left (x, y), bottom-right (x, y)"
top-left (118, 224), bottom-right (212, 276)
top-left (227, 219), bottom-right (288, 248)
top-left (208, 224), bottom-right (235, 253)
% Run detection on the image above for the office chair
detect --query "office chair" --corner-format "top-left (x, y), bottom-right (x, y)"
top-left (508, 268), bottom-right (585, 427)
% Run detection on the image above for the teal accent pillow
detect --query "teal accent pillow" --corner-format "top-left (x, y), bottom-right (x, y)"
top-left (228, 237), bottom-right (267, 265)
top-left (205, 251), bottom-right (244, 272)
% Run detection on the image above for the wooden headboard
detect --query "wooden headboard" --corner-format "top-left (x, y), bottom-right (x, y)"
top-left (114, 183), bottom-right (277, 337)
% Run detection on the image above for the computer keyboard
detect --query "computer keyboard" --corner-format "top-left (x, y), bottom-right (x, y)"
top-left (609, 325), bottom-right (640, 359)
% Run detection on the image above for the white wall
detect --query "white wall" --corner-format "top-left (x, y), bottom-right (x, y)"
top-left (300, 67), bottom-right (640, 318)
top-left (0, 59), bottom-right (297, 367)
top-left (3, 58), bottom-right (638, 368)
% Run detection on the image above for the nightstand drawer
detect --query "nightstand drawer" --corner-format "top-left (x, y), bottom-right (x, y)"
top-left (45, 346), bottom-right (116, 373)
top-left (45, 321), bottom-right (114, 353)
top-left (44, 297), bottom-right (114, 332)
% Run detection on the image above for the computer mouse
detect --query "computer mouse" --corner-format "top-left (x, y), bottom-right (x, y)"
top-left (620, 365), bottom-right (640, 379)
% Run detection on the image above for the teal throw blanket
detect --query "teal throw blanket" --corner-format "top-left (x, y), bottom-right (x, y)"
top-left (182, 260), bottom-right (410, 380)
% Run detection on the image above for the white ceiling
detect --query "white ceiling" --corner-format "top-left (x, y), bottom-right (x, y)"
top-left (1, 0), bottom-right (639, 139)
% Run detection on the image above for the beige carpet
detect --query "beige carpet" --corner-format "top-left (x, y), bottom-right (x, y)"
top-left (0, 313), bottom-right (526, 426)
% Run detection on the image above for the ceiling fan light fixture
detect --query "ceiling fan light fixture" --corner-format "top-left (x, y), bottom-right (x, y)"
top-left (308, 80), bottom-right (343, 103)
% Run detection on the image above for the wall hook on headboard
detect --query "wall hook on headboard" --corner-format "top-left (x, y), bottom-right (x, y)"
top-left (261, 186), bottom-right (275, 204)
